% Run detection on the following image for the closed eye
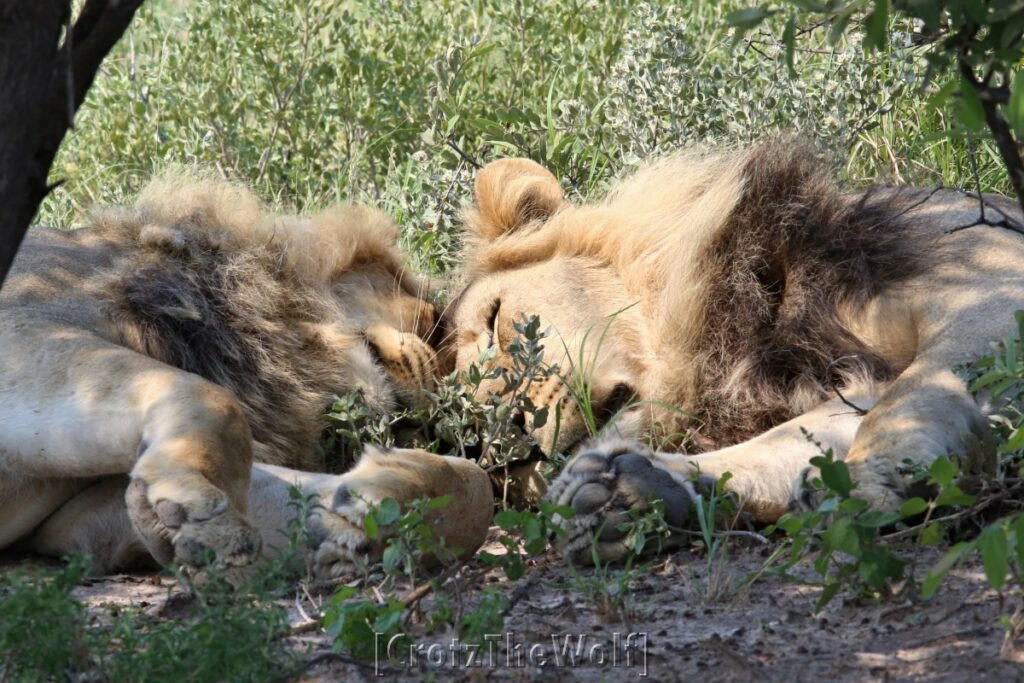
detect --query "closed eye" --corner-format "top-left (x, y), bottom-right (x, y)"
top-left (485, 298), bottom-right (501, 347)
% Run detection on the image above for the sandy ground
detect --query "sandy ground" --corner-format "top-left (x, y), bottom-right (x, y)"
top-left (10, 529), bottom-right (1019, 683)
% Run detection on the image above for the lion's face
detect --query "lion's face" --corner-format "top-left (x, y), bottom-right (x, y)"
top-left (330, 260), bottom-right (441, 407)
top-left (447, 159), bottom-right (655, 455)
top-left (103, 179), bottom-right (445, 451)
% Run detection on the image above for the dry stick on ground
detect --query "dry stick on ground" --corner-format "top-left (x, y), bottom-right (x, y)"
top-left (0, 0), bottom-right (145, 290)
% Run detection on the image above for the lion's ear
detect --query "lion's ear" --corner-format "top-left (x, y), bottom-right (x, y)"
top-left (469, 158), bottom-right (566, 241)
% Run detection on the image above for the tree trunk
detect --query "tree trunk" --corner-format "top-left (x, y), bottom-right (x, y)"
top-left (0, 0), bottom-right (144, 289)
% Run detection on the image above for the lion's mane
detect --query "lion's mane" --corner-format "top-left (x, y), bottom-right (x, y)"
top-left (462, 139), bottom-right (935, 447)
top-left (89, 172), bottom-right (424, 468)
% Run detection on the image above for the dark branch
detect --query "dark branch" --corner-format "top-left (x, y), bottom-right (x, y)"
top-left (0, 0), bottom-right (145, 290)
top-left (959, 58), bottom-right (1024, 216)
top-left (65, 0), bottom-right (146, 110)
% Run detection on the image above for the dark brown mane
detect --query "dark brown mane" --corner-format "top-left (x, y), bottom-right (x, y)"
top-left (108, 226), bottom-right (359, 469)
top-left (689, 139), bottom-right (931, 447)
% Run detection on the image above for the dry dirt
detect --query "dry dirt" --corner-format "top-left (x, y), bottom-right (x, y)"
top-left (10, 528), bottom-right (1024, 683)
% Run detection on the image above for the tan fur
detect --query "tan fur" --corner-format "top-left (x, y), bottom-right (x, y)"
top-left (450, 140), bottom-right (1024, 521)
top-left (0, 171), bottom-right (492, 575)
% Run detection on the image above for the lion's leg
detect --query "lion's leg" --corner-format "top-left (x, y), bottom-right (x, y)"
top-left (248, 448), bottom-right (493, 579)
top-left (843, 362), bottom-right (995, 511)
top-left (0, 477), bottom-right (91, 550)
top-left (0, 325), bottom-right (260, 569)
top-left (545, 393), bottom-right (872, 562)
top-left (29, 477), bottom-right (155, 572)
top-left (655, 393), bottom-right (873, 520)
top-left (839, 223), bottom-right (1024, 510)
top-left (29, 450), bottom-right (493, 579)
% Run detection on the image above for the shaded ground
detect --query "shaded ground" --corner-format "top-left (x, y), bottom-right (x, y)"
top-left (11, 529), bottom-right (1022, 683)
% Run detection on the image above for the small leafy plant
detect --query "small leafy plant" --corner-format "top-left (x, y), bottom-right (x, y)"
top-left (482, 500), bottom-right (574, 580)
top-left (364, 495), bottom-right (460, 587)
top-left (322, 586), bottom-right (409, 662)
top-left (769, 435), bottom-right (912, 611)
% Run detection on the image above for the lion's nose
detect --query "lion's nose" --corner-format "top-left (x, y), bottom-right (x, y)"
top-left (595, 382), bottom-right (639, 431)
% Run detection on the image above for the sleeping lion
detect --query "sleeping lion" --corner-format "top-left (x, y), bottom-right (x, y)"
top-left (4, 138), bottom-right (1022, 576)
top-left (0, 173), bottom-right (492, 577)
top-left (446, 139), bottom-right (1023, 562)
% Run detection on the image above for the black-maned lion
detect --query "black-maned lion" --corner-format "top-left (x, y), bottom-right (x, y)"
top-left (0, 172), bottom-right (492, 577)
top-left (446, 139), bottom-right (1022, 562)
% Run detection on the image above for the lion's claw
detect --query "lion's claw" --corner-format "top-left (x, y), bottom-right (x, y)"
top-left (544, 439), bottom-right (696, 563)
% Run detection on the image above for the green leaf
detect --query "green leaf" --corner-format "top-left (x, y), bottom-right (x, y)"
top-left (864, 0), bottom-right (889, 52)
top-left (503, 554), bottom-right (524, 581)
top-left (827, 8), bottom-right (855, 46)
top-left (929, 455), bottom-right (958, 488)
top-left (970, 369), bottom-right (1010, 393)
top-left (382, 543), bottom-right (403, 574)
top-left (1007, 334), bottom-right (1018, 374)
top-left (377, 498), bottom-right (401, 526)
top-left (1012, 515), bottom-right (1024, 569)
top-left (789, 0), bottom-right (827, 10)
top-left (775, 514), bottom-right (804, 535)
top-left (927, 78), bottom-right (959, 113)
top-left (814, 582), bottom-right (842, 613)
top-left (839, 497), bottom-right (869, 514)
top-left (819, 459), bottom-right (853, 498)
top-left (494, 509), bottom-right (522, 530)
top-left (522, 515), bottom-right (542, 544)
top-left (988, 377), bottom-right (1019, 399)
top-left (426, 495), bottom-right (453, 512)
top-left (374, 603), bottom-right (404, 633)
top-left (934, 484), bottom-right (976, 507)
top-left (857, 548), bottom-right (905, 589)
top-left (1002, 425), bottom-right (1024, 453)
top-left (725, 7), bottom-right (774, 28)
top-left (858, 510), bottom-right (902, 528)
top-left (922, 542), bottom-right (974, 598)
top-left (363, 514), bottom-right (379, 541)
top-left (900, 497), bottom-right (929, 517)
top-left (822, 516), bottom-right (860, 555)
top-left (783, 14), bottom-right (797, 78)
top-left (958, 0), bottom-right (988, 24)
top-left (979, 524), bottom-right (1010, 590)
top-left (919, 522), bottom-right (943, 546)
top-left (956, 77), bottom-right (986, 132)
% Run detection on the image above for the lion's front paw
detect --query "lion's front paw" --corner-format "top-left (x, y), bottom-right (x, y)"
top-left (126, 477), bottom-right (262, 569)
top-left (305, 486), bottom-right (379, 580)
top-left (544, 439), bottom-right (695, 564)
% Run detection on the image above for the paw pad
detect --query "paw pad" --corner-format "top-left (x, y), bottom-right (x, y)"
top-left (544, 440), bottom-right (695, 563)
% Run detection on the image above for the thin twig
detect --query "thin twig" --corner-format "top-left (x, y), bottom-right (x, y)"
top-left (881, 481), bottom-right (1024, 541)
top-left (967, 134), bottom-right (986, 223)
top-left (284, 619), bottom-right (322, 637)
top-left (945, 192), bottom-right (1024, 237)
top-left (826, 356), bottom-right (869, 416)
top-left (673, 528), bottom-right (771, 545)
top-left (942, 133), bottom-right (1024, 235)
top-left (888, 182), bottom-right (944, 221)
top-left (445, 139), bottom-right (482, 169)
